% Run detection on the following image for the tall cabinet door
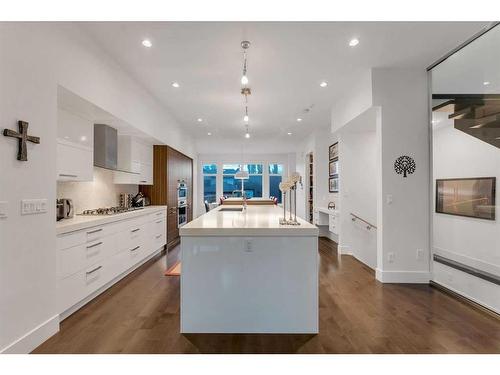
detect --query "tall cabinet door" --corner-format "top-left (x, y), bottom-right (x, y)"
top-left (166, 147), bottom-right (180, 249)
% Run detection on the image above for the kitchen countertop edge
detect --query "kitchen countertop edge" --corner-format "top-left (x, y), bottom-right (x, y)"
top-left (56, 205), bottom-right (168, 236)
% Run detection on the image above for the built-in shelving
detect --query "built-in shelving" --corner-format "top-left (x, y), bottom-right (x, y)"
top-left (306, 153), bottom-right (314, 223)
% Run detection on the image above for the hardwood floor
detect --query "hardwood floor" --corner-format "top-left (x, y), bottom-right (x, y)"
top-left (33, 238), bottom-right (500, 354)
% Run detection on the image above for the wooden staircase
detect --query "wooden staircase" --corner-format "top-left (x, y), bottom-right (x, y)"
top-left (433, 95), bottom-right (500, 148)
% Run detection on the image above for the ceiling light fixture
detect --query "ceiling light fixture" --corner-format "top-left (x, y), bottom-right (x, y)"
top-left (241, 40), bottom-right (251, 86)
top-left (197, 118), bottom-right (203, 122)
top-left (240, 41), bottom-right (253, 140)
top-left (349, 38), bottom-right (359, 47)
top-left (320, 81), bottom-right (328, 88)
top-left (244, 107), bottom-right (249, 123)
top-left (172, 82), bottom-right (180, 88)
top-left (142, 39), bottom-right (152, 48)
top-left (297, 118), bottom-right (302, 122)
top-left (484, 81), bottom-right (490, 86)
top-left (207, 132), bottom-right (212, 136)
top-left (287, 132), bottom-right (292, 135)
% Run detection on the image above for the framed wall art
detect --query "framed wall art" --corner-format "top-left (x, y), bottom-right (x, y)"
top-left (329, 142), bottom-right (338, 160)
top-left (329, 160), bottom-right (338, 176)
top-left (329, 177), bottom-right (339, 193)
top-left (436, 177), bottom-right (496, 220)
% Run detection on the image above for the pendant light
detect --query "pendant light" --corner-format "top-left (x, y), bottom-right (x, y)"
top-left (240, 40), bottom-right (252, 140)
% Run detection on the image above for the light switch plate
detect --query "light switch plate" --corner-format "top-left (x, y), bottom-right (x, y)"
top-left (21, 199), bottom-right (48, 215)
top-left (0, 201), bottom-right (8, 218)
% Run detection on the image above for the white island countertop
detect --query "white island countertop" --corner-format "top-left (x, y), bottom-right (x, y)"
top-left (56, 205), bottom-right (168, 235)
top-left (180, 205), bottom-right (319, 237)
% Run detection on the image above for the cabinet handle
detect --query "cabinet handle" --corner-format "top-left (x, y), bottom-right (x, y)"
top-left (156, 220), bottom-right (163, 224)
top-left (131, 228), bottom-right (140, 233)
top-left (130, 246), bottom-right (140, 252)
top-left (86, 241), bottom-right (103, 249)
top-left (59, 174), bottom-right (78, 178)
top-left (155, 234), bottom-right (162, 239)
top-left (87, 228), bottom-right (103, 235)
top-left (156, 212), bottom-right (163, 216)
top-left (140, 180), bottom-right (147, 183)
top-left (86, 265), bottom-right (102, 275)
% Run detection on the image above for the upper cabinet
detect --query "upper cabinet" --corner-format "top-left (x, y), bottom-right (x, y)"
top-left (57, 108), bottom-right (93, 181)
top-left (113, 135), bottom-right (153, 185)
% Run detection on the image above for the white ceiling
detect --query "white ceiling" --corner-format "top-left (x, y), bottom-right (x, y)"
top-left (80, 22), bottom-right (489, 151)
top-left (432, 24), bottom-right (500, 94)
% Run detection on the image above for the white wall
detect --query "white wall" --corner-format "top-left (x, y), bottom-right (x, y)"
top-left (432, 115), bottom-right (500, 313)
top-left (372, 68), bottom-right (430, 283)
top-left (0, 22), bottom-right (196, 353)
top-left (337, 108), bottom-right (378, 268)
top-left (196, 153), bottom-right (295, 217)
top-left (331, 70), bottom-right (373, 133)
top-left (329, 67), bottom-right (430, 282)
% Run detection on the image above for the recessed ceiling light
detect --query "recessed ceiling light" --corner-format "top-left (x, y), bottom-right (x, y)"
top-left (207, 132), bottom-right (212, 136)
top-left (245, 132), bottom-right (251, 139)
top-left (197, 118), bottom-right (203, 122)
top-left (349, 38), bottom-right (359, 47)
top-left (483, 81), bottom-right (490, 86)
top-left (320, 81), bottom-right (328, 88)
top-left (142, 39), bottom-right (152, 48)
top-left (296, 118), bottom-right (302, 122)
top-left (172, 82), bottom-right (180, 88)
top-left (287, 132), bottom-right (292, 135)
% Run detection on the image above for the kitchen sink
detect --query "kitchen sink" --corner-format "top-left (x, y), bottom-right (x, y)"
top-left (219, 207), bottom-right (244, 212)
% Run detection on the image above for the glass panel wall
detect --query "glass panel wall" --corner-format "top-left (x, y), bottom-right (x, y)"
top-left (430, 25), bottom-right (500, 313)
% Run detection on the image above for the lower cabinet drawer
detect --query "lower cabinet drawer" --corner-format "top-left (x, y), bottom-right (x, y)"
top-left (329, 217), bottom-right (338, 234)
top-left (59, 236), bottom-right (114, 279)
top-left (59, 258), bottom-right (113, 313)
top-left (114, 243), bottom-right (146, 275)
top-left (115, 225), bottom-right (146, 254)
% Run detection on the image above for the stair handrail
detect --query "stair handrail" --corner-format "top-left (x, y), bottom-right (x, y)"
top-left (350, 212), bottom-right (377, 230)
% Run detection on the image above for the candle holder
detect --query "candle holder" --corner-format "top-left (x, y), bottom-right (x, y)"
top-left (279, 173), bottom-right (302, 225)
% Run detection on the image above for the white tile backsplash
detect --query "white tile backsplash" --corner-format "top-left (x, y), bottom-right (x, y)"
top-left (57, 167), bottom-right (138, 213)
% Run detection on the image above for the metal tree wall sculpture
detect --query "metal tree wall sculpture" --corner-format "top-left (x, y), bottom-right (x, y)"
top-left (394, 155), bottom-right (416, 178)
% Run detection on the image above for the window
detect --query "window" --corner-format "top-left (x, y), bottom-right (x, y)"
top-left (222, 163), bottom-right (263, 198)
top-left (202, 163), bottom-right (217, 203)
top-left (243, 164), bottom-right (263, 198)
top-left (269, 163), bottom-right (283, 203)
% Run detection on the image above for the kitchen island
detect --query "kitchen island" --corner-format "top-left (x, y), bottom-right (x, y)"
top-left (179, 205), bottom-right (319, 334)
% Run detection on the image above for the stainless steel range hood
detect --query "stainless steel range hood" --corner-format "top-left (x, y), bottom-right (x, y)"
top-left (94, 124), bottom-right (118, 171)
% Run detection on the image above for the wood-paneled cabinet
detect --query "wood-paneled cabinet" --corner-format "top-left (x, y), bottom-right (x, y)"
top-left (140, 146), bottom-right (193, 250)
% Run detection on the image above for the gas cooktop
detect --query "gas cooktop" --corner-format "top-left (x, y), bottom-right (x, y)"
top-left (79, 206), bottom-right (144, 216)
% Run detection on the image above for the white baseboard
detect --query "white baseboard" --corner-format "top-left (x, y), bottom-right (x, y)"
top-left (376, 268), bottom-right (431, 284)
top-left (0, 314), bottom-right (59, 354)
top-left (338, 245), bottom-right (351, 255)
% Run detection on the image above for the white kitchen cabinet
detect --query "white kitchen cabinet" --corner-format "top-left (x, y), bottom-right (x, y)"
top-left (57, 208), bottom-right (166, 316)
top-left (56, 108), bottom-right (94, 181)
top-left (114, 135), bottom-right (153, 185)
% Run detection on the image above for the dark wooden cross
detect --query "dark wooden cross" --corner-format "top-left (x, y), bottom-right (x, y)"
top-left (3, 120), bottom-right (40, 161)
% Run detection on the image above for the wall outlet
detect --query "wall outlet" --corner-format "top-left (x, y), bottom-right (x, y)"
top-left (244, 239), bottom-right (253, 252)
top-left (416, 248), bottom-right (425, 261)
top-left (388, 252), bottom-right (395, 263)
top-left (21, 199), bottom-right (48, 215)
